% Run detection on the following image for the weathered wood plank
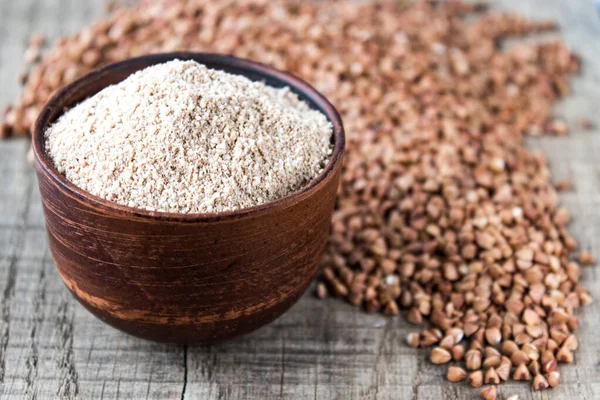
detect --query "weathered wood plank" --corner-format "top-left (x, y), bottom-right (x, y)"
top-left (0, 0), bottom-right (599, 399)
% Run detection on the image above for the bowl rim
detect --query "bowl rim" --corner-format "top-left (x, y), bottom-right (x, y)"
top-left (32, 52), bottom-right (345, 223)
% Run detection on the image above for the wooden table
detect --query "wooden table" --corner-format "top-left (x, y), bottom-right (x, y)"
top-left (1, 0), bottom-right (599, 398)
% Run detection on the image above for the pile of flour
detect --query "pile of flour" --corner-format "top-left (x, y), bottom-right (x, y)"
top-left (45, 60), bottom-right (332, 213)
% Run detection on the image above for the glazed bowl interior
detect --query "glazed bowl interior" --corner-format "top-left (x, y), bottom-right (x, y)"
top-left (31, 52), bottom-right (345, 344)
top-left (33, 52), bottom-right (344, 222)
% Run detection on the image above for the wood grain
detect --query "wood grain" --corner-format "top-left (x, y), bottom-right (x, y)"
top-left (1, 0), bottom-right (599, 398)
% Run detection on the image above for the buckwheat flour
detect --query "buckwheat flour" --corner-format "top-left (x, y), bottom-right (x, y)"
top-left (44, 60), bottom-right (333, 213)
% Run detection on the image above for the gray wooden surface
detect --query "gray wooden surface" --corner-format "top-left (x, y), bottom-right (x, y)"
top-left (1, 0), bottom-right (599, 399)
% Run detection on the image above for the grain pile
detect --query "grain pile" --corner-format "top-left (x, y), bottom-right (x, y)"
top-left (3, 0), bottom-right (592, 397)
top-left (44, 59), bottom-right (332, 213)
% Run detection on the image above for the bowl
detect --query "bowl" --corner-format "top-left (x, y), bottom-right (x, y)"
top-left (32, 52), bottom-right (344, 344)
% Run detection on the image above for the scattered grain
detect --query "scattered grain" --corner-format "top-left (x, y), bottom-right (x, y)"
top-left (533, 374), bottom-right (549, 390)
top-left (468, 370), bottom-right (484, 388)
top-left (316, 283), bottom-right (328, 299)
top-left (466, 349), bottom-right (483, 371)
top-left (485, 367), bottom-right (500, 385)
top-left (579, 251), bottom-right (595, 266)
top-left (514, 364), bottom-right (531, 381)
top-left (447, 366), bottom-right (467, 382)
top-left (546, 371), bottom-right (560, 388)
top-left (555, 179), bottom-right (573, 192)
top-left (430, 347), bottom-right (452, 364)
top-left (480, 385), bottom-right (497, 400)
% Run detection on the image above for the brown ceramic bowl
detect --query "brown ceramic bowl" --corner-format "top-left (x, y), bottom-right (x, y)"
top-left (32, 52), bottom-right (344, 344)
